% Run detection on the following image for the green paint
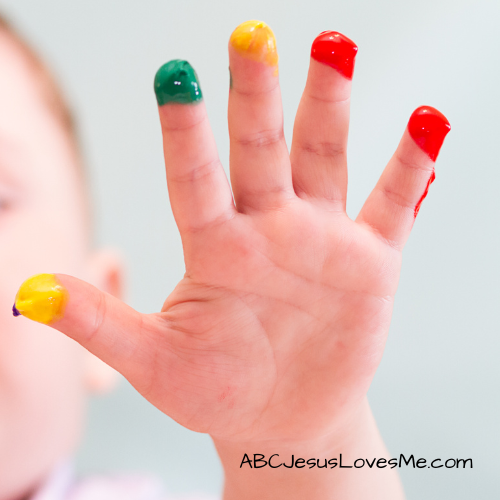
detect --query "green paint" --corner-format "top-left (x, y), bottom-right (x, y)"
top-left (154, 60), bottom-right (202, 105)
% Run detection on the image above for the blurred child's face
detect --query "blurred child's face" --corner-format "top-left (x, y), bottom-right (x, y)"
top-left (0, 31), bottom-right (114, 499)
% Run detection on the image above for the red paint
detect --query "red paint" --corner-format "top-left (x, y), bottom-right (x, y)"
top-left (414, 169), bottom-right (435, 218)
top-left (408, 106), bottom-right (451, 162)
top-left (310, 31), bottom-right (358, 79)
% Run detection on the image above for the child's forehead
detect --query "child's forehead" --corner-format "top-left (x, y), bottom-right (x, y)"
top-left (0, 26), bottom-right (82, 175)
top-left (0, 38), bottom-right (61, 174)
top-left (0, 31), bottom-right (64, 126)
top-left (0, 21), bottom-right (75, 130)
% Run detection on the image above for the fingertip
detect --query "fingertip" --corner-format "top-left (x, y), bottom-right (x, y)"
top-left (407, 106), bottom-right (451, 162)
top-left (229, 20), bottom-right (279, 75)
top-left (13, 273), bottom-right (68, 325)
top-left (154, 59), bottom-right (203, 106)
top-left (310, 31), bottom-right (358, 80)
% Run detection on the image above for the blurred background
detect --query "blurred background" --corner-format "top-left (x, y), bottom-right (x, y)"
top-left (1, 0), bottom-right (498, 498)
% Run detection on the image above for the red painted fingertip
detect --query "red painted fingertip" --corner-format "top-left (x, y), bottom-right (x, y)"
top-left (408, 106), bottom-right (451, 162)
top-left (310, 31), bottom-right (358, 79)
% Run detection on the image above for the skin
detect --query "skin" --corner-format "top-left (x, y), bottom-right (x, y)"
top-left (0, 31), bottom-right (121, 500)
top-left (6, 19), bottom-right (450, 500)
top-left (28, 23), bottom-right (448, 500)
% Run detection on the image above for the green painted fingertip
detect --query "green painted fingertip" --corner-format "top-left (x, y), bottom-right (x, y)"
top-left (154, 59), bottom-right (203, 105)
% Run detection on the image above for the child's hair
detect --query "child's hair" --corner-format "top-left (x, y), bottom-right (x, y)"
top-left (0, 14), bottom-right (78, 152)
top-left (0, 12), bottom-right (91, 234)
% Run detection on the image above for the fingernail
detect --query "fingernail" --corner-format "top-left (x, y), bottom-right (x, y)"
top-left (311, 31), bottom-right (358, 79)
top-left (13, 274), bottom-right (68, 324)
top-left (154, 59), bottom-right (203, 106)
top-left (230, 20), bottom-right (278, 67)
top-left (408, 106), bottom-right (451, 161)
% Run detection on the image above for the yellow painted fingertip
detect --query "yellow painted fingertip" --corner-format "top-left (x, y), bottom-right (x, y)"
top-left (230, 20), bottom-right (278, 68)
top-left (13, 274), bottom-right (68, 325)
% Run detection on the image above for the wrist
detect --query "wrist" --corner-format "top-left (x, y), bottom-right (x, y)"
top-left (212, 399), bottom-right (405, 500)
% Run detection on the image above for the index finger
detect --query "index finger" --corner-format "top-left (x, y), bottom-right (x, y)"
top-left (154, 60), bottom-right (235, 235)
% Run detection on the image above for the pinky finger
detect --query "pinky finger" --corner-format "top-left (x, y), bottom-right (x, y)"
top-left (356, 106), bottom-right (450, 249)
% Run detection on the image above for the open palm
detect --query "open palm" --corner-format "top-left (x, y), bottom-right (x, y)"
top-left (50, 27), bottom-right (449, 445)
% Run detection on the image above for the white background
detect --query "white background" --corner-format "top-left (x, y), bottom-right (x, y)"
top-left (1, 0), bottom-right (498, 497)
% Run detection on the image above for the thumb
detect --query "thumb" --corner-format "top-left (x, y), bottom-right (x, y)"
top-left (12, 273), bottom-right (157, 385)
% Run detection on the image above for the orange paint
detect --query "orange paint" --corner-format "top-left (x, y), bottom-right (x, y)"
top-left (230, 20), bottom-right (278, 68)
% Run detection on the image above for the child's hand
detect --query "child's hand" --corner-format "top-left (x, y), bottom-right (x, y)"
top-left (15, 23), bottom-right (449, 499)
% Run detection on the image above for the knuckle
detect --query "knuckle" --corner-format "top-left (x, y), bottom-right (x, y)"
top-left (181, 210), bottom-right (235, 235)
top-left (170, 158), bottom-right (221, 184)
top-left (233, 128), bottom-right (284, 149)
top-left (231, 81), bottom-right (279, 98)
top-left (161, 114), bottom-right (206, 133)
top-left (308, 93), bottom-right (350, 106)
top-left (381, 185), bottom-right (414, 211)
top-left (88, 292), bottom-right (107, 344)
top-left (299, 141), bottom-right (346, 159)
top-left (395, 152), bottom-right (433, 174)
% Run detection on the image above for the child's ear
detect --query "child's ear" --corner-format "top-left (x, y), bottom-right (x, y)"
top-left (83, 248), bottom-right (126, 394)
top-left (87, 247), bottom-right (125, 301)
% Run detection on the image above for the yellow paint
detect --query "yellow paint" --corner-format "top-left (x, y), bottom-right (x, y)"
top-left (14, 274), bottom-right (68, 324)
top-left (230, 20), bottom-right (278, 68)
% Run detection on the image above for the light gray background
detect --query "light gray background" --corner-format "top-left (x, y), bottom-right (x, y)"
top-left (2, 0), bottom-right (498, 498)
